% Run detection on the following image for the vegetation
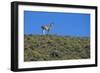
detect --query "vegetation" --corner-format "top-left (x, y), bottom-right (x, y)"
top-left (24, 34), bottom-right (90, 61)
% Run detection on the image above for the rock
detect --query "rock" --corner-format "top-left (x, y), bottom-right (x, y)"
top-left (30, 58), bottom-right (38, 61)
top-left (50, 50), bottom-right (61, 57)
top-left (85, 45), bottom-right (90, 48)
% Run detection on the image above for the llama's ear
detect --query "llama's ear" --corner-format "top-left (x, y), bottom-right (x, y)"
top-left (51, 23), bottom-right (54, 26)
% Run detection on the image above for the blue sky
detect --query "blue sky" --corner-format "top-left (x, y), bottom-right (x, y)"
top-left (24, 11), bottom-right (90, 37)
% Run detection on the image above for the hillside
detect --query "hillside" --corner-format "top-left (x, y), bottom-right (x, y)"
top-left (24, 34), bottom-right (90, 61)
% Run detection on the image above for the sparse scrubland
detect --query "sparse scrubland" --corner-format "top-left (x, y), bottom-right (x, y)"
top-left (24, 34), bottom-right (90, 61)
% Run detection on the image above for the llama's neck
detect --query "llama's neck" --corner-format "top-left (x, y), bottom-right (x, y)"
top-left (42, 24), bottom-right (52, 30)
top-left (46, 25), bottom-right (51, 30)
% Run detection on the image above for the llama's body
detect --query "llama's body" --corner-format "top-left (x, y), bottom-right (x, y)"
top-left (41, 23), bottom-right (53, 35)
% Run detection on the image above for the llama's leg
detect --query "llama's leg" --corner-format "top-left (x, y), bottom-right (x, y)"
top-left (47, 31), bottom-right (49, 35)
top-left (43, 30), bottom-right (45, 35)
top-left (42, 29), bottom-right (43, 35)
top-left (47, 30), bottom-right (50, 35)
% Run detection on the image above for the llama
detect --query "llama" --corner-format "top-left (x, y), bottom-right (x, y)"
top-left (41, 23), bottom-right (53, 35)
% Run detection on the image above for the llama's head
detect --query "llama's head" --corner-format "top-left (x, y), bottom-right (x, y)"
top-left (49, 23), bottom-right (54, 27)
